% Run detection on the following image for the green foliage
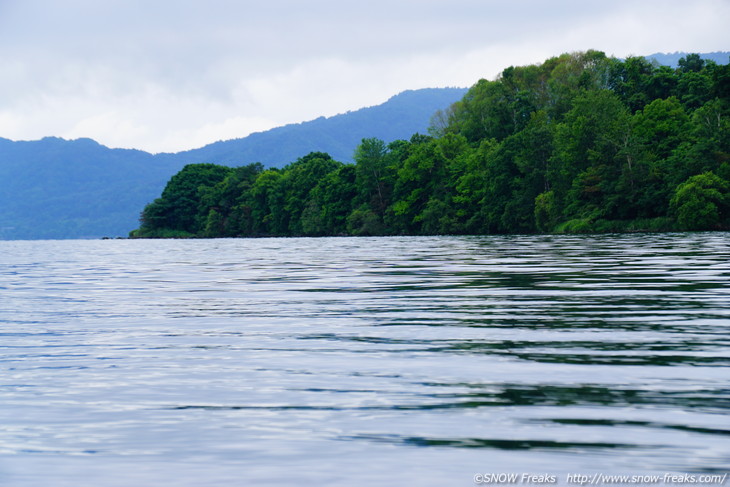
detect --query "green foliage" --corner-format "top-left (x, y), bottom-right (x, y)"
top-left (354, 138), bottom-right (390, 220)
top-left (279, 152), bottom-right (341, 235)
top-left (306, 165), bottom-right (357, 235)
top-left (534, 191), bottom-right (558, 232)
top-left (555, 218), bottom-right (593, 234)
top-left (135, 163), bottom-right (232, 237)
top-left (132, 51), bottom-right (730, 238)
top-left (347, 206), bottom-right (385, 236)
top-left (670, 172), bottom-right (730, 230)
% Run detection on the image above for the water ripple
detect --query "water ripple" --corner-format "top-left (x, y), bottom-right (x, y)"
top-left (1, 233), bottom-right (729, 485)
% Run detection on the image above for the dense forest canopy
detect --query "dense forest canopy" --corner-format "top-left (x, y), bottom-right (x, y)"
top-left (131, 51), bottom-right (730, 238)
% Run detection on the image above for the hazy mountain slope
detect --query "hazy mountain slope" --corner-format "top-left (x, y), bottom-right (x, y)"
top-left (162, 88), bottom-right (468, 167)
top-left (0, 137), bottom-right (168, 239)
top-left (0, 87), bottom-right (467, 239)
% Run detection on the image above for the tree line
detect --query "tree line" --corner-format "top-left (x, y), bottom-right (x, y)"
top-left (130, 51), bottom-right (730, 238)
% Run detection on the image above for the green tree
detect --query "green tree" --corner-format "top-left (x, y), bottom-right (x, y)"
top-left (198, 163), bottom-right (264, 237)
top-left (249, 169), bottom-right (285, 235)
top-left (670, 172), bottom-right (729, 230)
top-left (678, 53), bottom-right (705, 73)
top-left (626, 97), bottom-right (691, 217)
top-left (305, 164), bottom-right (357, 235)
top-left (551, 90), bottom-right (631, 221)
top-left (608, 56), bottom-right (654, 112)
top-left (390, 134), bottom-right (467, 234)
top-left (137, 163), bottom-right (232, 236)
top-left (534, 190), bottom-right (559, 232)
top-left (448, 79), bottom-right (513, 142)
top-left (346, 207), bottom-right (385, 236)
top-left (203, 208), bottom-right (225, 237)
top-left (282, 152), bottom-right (341, 235)
top-left (645, 65), bottom-right (678, 101)
top-left (354, 138), bottom-right (390, 219)
top-left (677, 71), bottom-right (713, 109)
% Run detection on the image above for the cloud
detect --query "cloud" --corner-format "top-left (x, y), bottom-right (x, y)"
top-left (0, 0), bottom-right (727, 152)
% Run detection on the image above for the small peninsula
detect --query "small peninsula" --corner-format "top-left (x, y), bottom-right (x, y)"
top-left (131, 51), bottom-right (730, 238)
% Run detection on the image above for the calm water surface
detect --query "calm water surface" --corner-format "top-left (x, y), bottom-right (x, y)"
top-left (1, 234), bottom-right (729, 486)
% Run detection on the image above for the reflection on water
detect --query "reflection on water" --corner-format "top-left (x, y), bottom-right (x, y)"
top-left (0, 233), bottom-right (729, 486)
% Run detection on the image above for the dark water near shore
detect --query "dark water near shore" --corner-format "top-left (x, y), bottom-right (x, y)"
top-left (1, 234), bottom-right (729, 486)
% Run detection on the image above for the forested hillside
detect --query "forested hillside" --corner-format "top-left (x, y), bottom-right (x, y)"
top-left (132, 51), bottom-right (730, 238)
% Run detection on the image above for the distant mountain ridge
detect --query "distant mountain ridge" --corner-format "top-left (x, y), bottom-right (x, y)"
top-left (0, 137), bottom-right (160, 239)
top-left (645, 51), bottom-right (729, 67)
top-left (0, 87), bottom-right (467, 239)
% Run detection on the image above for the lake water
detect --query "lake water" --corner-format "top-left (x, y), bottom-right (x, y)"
top-left (1, 234), bottom-right (728, 486)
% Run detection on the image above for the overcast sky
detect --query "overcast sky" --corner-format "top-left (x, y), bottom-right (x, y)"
top-left (0, 0), bottom-right (727, 153)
